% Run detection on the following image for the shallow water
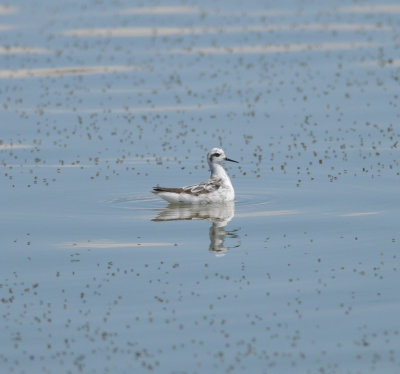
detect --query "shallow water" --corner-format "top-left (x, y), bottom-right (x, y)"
top-left (1, 1), bottom-right (400, 373)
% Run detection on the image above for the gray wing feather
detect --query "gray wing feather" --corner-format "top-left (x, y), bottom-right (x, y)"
top-left (153, 178), bottom-right (222, 196)
top-left (184, 178), bottom-right (222, 195)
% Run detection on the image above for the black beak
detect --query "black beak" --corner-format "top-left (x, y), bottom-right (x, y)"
top-left (225, 157), bottom-right (239, 163)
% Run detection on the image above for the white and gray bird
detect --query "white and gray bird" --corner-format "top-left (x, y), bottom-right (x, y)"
top-left (152, 148), bottom-right (238, 204)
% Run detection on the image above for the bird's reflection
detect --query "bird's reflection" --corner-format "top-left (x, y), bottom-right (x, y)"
top-left (152, 201), bottom-right (239, 255)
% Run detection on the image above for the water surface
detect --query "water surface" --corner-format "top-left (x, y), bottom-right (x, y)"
top-left (1, 0), bottom-right (400, 373)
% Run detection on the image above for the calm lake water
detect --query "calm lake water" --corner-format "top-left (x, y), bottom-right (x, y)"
top-left (1, 1), bottom-right (400, 373)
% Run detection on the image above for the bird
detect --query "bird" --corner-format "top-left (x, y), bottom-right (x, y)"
top-left (152, 147), bottom-right (238, 204)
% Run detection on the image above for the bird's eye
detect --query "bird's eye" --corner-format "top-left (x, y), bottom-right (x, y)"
top-left (212, 153), bottom-right (221, 158)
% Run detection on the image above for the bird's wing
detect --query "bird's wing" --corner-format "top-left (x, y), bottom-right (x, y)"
top-left (153, 178), bottom-right (222, 196)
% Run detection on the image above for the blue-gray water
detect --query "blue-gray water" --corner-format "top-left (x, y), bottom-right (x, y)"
top-left (1, 1), bottom-right (399, 373)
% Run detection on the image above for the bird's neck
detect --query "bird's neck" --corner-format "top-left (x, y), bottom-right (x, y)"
top-left (210, 163), bottom-right (230, 182)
